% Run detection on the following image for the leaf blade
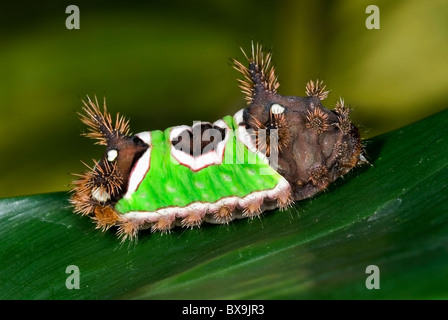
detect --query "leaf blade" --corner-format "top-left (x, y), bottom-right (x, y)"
top-left (1, 109), bottom-right (447, 299)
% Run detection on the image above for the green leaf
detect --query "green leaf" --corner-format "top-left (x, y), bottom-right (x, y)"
top-left (1, 109), bottom-right (447, 300)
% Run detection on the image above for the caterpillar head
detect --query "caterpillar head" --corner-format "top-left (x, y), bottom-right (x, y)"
top-left (70, 97), bottom-right (148, 229)
top-left (233, 43), bottom-right (366, 200)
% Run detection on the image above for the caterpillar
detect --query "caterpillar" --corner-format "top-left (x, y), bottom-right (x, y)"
top-left (70, 43), bottom-right (366, 241)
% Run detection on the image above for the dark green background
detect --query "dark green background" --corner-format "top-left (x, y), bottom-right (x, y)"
top-left (0, 0), bottom-right (447, 197)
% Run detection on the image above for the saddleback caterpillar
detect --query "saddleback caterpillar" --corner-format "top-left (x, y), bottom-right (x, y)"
top-left (70, 43), bottom-right (366, 240)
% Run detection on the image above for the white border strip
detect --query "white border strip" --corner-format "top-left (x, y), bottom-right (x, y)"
top-left (121, 178), bottom-right (291, 223)
top-left (234, 109), bottom-right (269, 164)
top-left (124, 131), bottom-right (152, 199)
top-left (169, 120), bottom-right (230, 171)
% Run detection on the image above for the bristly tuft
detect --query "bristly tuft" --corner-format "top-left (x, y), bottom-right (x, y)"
top-left (334, 98), bottom-right (351, 117)
top-left (117, 220), bottom-right (139, 242)
top-left (181, 213), bottom-right (203, 229)
top-left (232, 42), bottom-right (280, 104)
top-left (305, 107), bottom-right (330, 134)
top-left (92, 206), bottom-right (122, 232)
top-left (78, 96), bottom-right (130, 145)
top-left (308, 165), bottom-right (330, 187)
top-left (91, 159), bottom-right (123, 197)
top-left (247, 111), bottom-right (290, 157)
top-left (212, 206), bottom-right (233, 224)
top-left (305, 79), bottom-right (330, 100)
top-left (70, 174), bottom-right (96, 215)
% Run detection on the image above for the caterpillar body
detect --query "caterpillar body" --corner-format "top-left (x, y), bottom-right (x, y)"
top-left (70, 43), bottom-right (366, 240)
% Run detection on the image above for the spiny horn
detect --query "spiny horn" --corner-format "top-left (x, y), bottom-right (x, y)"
top-left (78, 95), bottom-right (130, 145)
top-left (232, 42), bottom-right (280, 104)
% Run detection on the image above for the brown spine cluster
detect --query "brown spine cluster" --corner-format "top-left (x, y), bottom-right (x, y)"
top-left (232, 43), bottom-right (365, 202)
top-left (70, 97), bottom-right (129, 231)
top-left (248, 111), bottom-right (290, 157)
top-left (78, 96), bottom-right (130, 145)
top-left (233, 42), bottom-right (280, 104)
top-left (305, 79), bottom-right (330, 100)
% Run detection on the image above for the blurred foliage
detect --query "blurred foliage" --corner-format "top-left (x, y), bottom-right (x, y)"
top-left (0, 0), bottom-right (447, 197)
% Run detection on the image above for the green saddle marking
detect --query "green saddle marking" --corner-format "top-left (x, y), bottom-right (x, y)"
top-left (115, 115), bottom-right (283, 214)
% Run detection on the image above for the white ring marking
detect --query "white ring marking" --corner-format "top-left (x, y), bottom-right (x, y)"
top-left (107, 149), bottom-right (118, 162)
top-left (271, 103), bottom-right (285, 114)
